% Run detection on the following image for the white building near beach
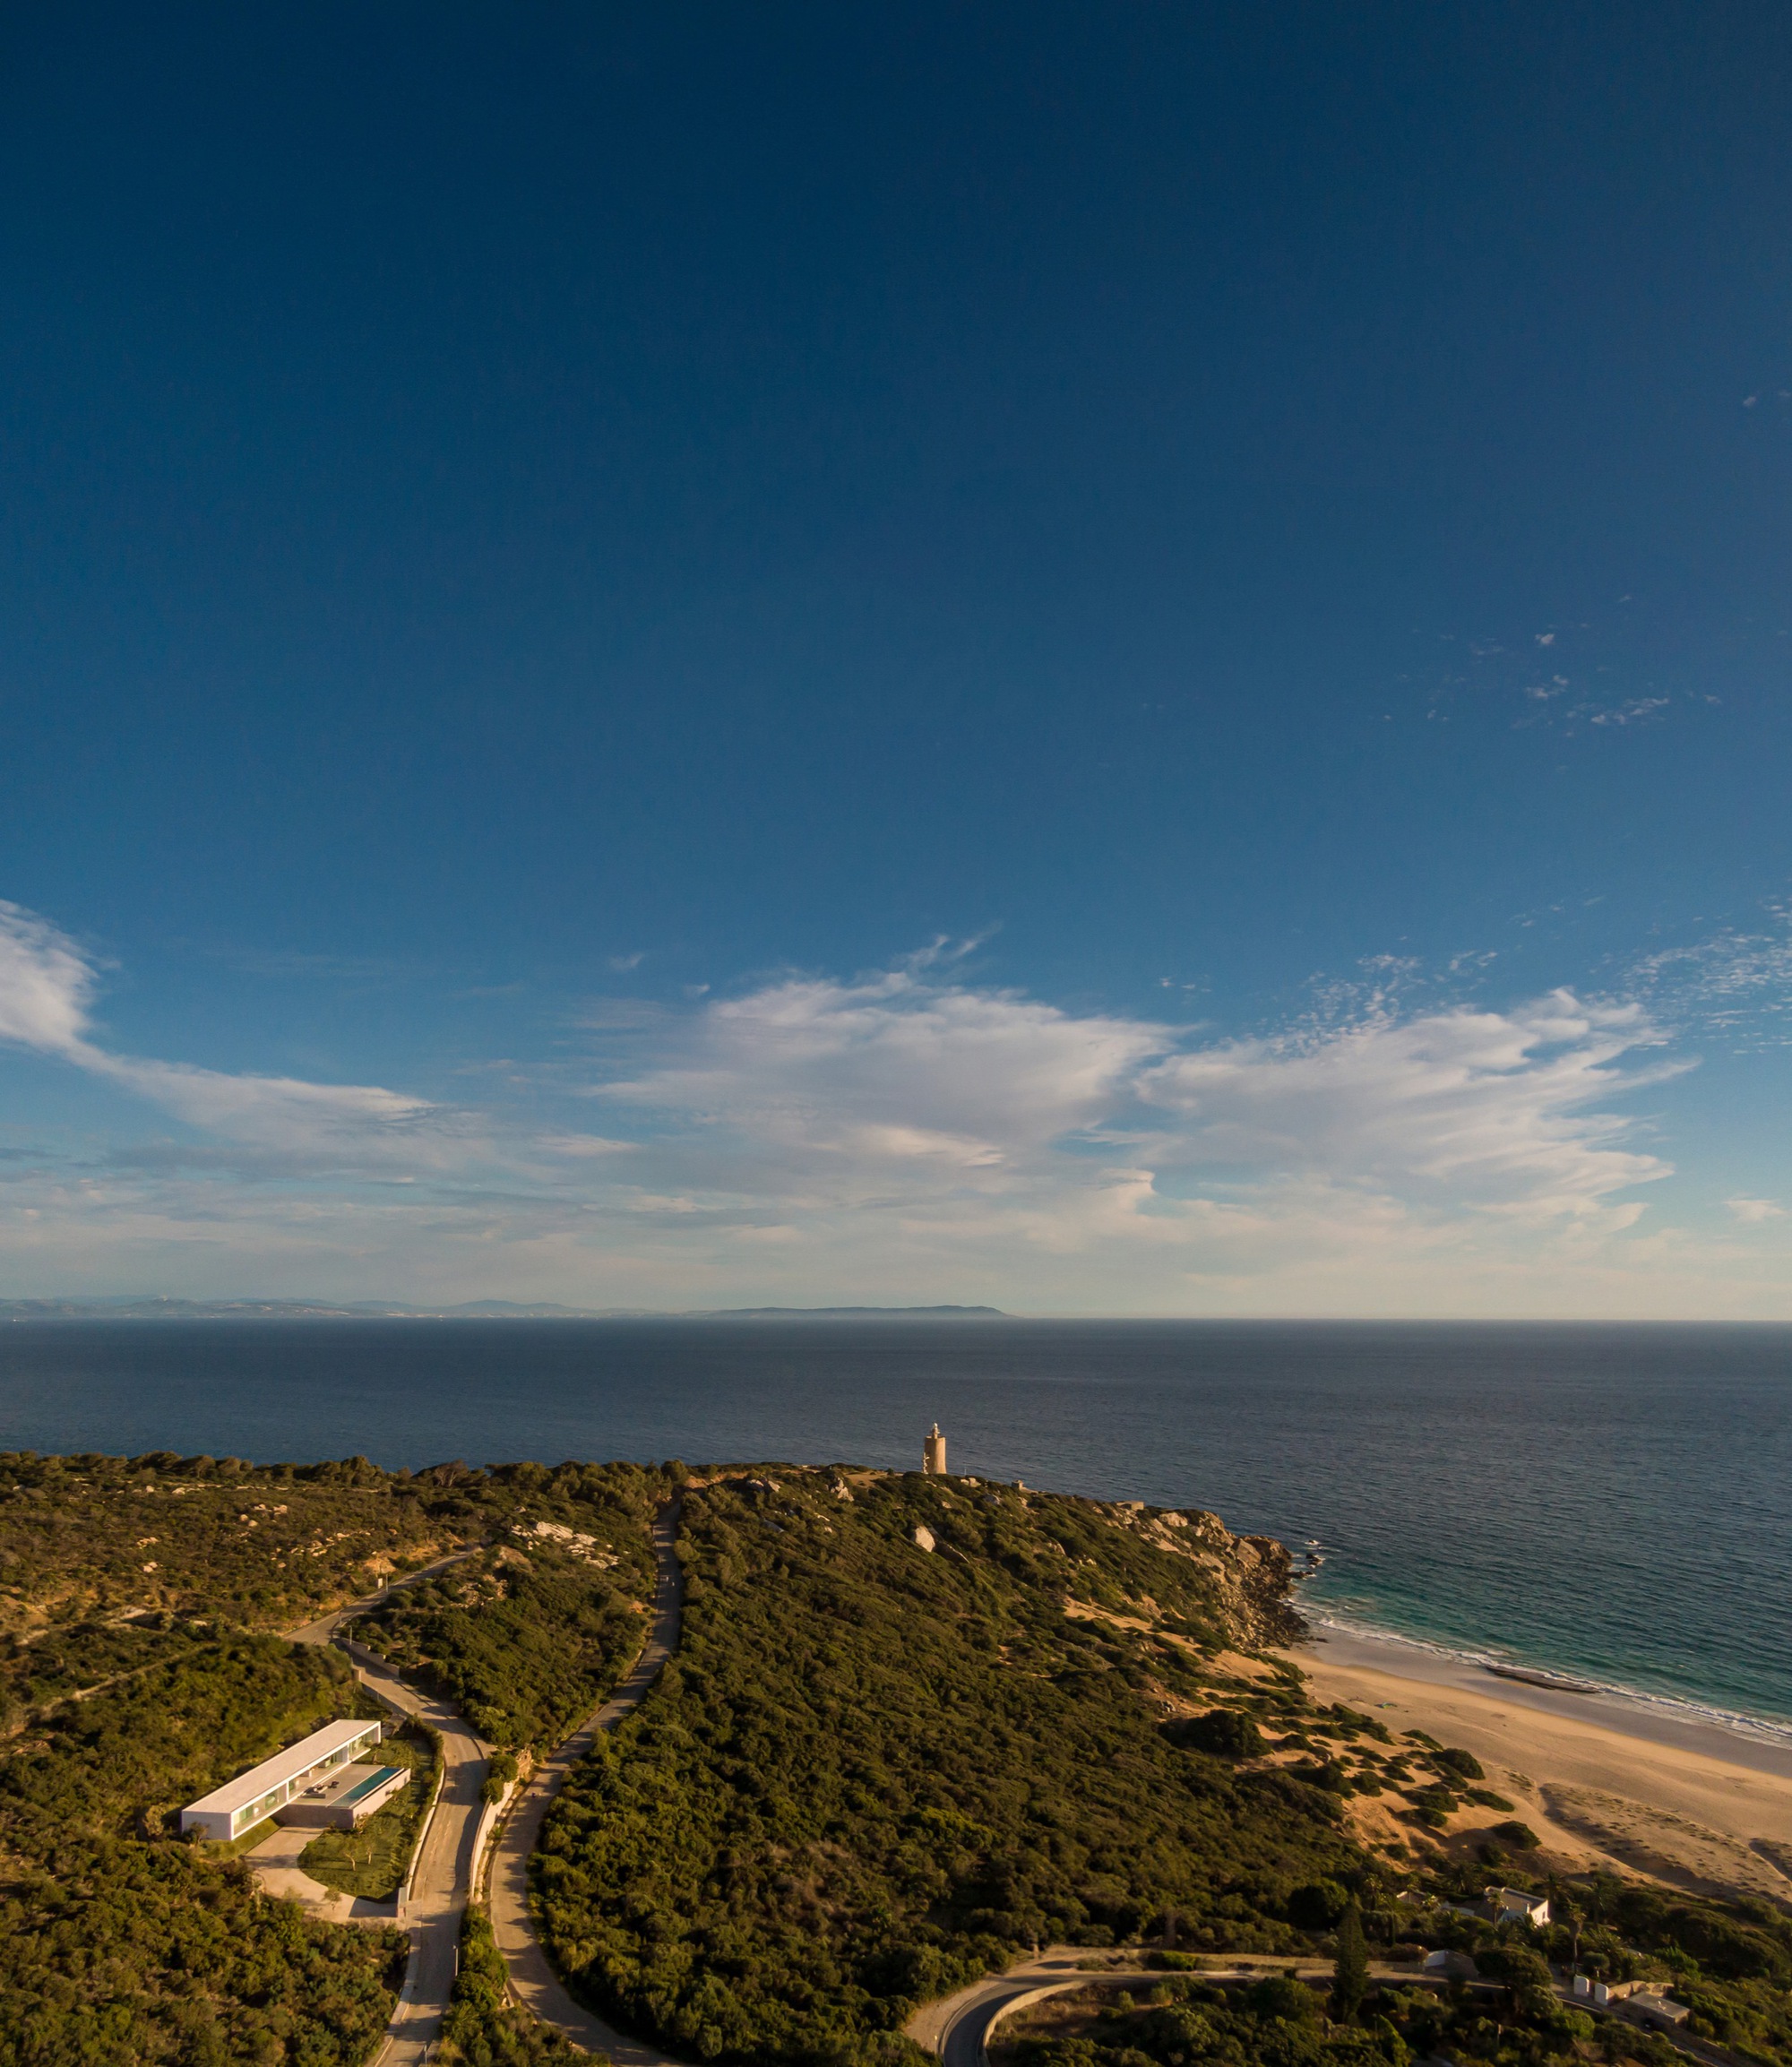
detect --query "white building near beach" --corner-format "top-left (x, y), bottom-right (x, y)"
top-left (1488, 1886), bottom-right (1550, 1927)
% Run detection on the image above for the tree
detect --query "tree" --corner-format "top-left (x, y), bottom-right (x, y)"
top-left (1552, 1882), bottom-right (1582, 1966)
top-left (1249, 1976), bottom-right (1321, 2024)
top-left (1288, 1878), bottom-right (1350, 1929)
top-left (1333, 1901), bottom-right (1370, 2023)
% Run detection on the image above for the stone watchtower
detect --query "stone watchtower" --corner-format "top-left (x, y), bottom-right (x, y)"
top-left (923, 1422), bottom-right (947, 1476)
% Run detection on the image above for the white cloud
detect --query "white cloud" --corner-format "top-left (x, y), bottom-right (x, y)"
top-left (556, 968), bottom-right (1689, 1300)
top-left (1137, 993), bottom-right (1676, 1226)
top-left (603, 966), bottom-right (1164, 1176)
top-left (1590, 696), bottom-right (1670, 727)
top-left (0, 901), bottom-right (439, 1157)
top-left (90, 1055), bottom-right (435, 1150)
top-left (1629, 909), bottom-right (1792, 1046)
top-left (0, 901), bottom-right (102, 1053)
top-left (1725, 1197), bottom-right (1784, 1225)
top-left (3, 908), bottom-right (1785, 1313)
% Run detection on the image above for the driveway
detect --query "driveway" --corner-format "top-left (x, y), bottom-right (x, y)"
top-left (289, 1570), bottom-right (490, 2067)
top-left (245, 1823), bottom-right (393, 1925)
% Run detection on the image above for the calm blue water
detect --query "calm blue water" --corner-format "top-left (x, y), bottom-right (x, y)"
top-left (0, 1318), bottom-right (1786, 1729)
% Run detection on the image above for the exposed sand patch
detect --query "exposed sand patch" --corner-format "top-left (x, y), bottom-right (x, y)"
top-left (1541, 1785), bottom-right (1792, 1905)
top-left (1063, 1597), bottom-right (1155, 1634)
top-left (1282, 1641), bottom-right (1792, 1905)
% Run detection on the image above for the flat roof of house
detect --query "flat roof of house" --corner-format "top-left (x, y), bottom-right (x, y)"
top-left (185, 1718), bottom-right (378, 1816)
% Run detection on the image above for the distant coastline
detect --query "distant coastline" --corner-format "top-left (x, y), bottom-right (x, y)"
top-left (0, 1297), bottom-right (1009, 1322)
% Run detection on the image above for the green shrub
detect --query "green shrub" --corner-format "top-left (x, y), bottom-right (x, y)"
top-left (356, 1466), bottom-right (661, 1751)
top-left (1247, 1975), bottom-right (1322, 2023)
top-left (1464, 1787), bottom-right (1516, 1812)
top-left (1162, 1708), bottom-right (1266, 1759)
top-left (1429, 1745), bottom-right (1484, 1783)
top-left (443, 1905), bottom-right (585, 2065)
top-left (0, 1639), bottom-right (401, 2059)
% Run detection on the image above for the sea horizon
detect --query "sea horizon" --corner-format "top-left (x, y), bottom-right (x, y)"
top-left (3, 1314), bottom-right (1787, 1742)
top-left (13, 1301), bottom-right (1792, 1323)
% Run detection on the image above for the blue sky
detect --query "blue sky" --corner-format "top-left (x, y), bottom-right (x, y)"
top-left (2, 4), bottom-right (1789, 1313)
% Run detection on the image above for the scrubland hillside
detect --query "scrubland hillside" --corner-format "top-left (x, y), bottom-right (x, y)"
top-left (3, 1451), bottom-right (1786, 2067)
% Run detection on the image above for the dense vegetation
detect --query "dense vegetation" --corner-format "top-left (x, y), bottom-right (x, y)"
top-left (0, 1636), bottom-right (402, 2063)
top-left (0, 1450), bottom-right (484, 1676)
top-left (439, 1906), bottom-right (586, 2067)
top-left (354, 1462), bottom-right (662, 1751)
top-left (999, 1865), bottom-right (1792, 2067)
top-left (4, 1447), bottom-right (1784, 2067)
top-left (995, 1891), bottom-right (1792, 2067)
top-left (1598, 1878), bottom-right (1792, 2061)
top-left (531, 1468), bottom-right (1362, 2065)
top-left (0, 1449), bottom-right (660, 2063)
top-left (993, 1970), bottom-right (1624, 2067)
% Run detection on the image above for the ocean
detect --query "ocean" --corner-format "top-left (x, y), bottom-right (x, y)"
top-left (0, 1317), bottom-right (1786, 1735)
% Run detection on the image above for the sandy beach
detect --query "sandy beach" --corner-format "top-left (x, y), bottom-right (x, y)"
top-left (1279, 1626), bottom-right (1792, 1907)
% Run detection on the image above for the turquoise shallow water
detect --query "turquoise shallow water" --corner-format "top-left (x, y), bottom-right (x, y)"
top-left (0, 1317), bottom-right (1787, 1730)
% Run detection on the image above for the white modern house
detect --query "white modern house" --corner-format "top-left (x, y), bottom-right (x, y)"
top-left (1488, 1886), bottom-right (1551, 1927)
top-left (180, 1718), bottom-right (382, 1841)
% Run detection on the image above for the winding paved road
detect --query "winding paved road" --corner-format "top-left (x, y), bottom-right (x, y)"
top-left (910, 1953), bottom-right (1738, 2067)
top-left (487, 1497), bottom-right (685, 2062)
top-left (910, 1952), bottom-right (1452, 2065)
top-left (289, 1560), bottom-right (491, 2066)
top-left (340, 1641), bottom-right (489, 2066)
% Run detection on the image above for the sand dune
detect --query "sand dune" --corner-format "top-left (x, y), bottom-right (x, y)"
top-left (1280, 1632), bottom-right (1792, 1904)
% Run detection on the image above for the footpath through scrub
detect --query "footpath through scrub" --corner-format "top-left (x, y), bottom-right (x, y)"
top-left (482, 1495), bottom-right (688, 2064)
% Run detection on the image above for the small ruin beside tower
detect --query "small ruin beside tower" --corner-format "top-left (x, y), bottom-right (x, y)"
top-left (923, 1422), bottom-right (947, 1476)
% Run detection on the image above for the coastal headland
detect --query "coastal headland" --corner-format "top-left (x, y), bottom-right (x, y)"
top-left (3, 1443), bottom-right (1790, 2067)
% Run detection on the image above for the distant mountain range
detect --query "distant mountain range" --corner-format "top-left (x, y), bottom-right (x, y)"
top-left (0, 1296), bottom-right (1007, 1322)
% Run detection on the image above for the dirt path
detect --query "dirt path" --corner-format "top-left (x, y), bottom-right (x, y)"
top-left (487, 1497), bottom-right (685, 2062)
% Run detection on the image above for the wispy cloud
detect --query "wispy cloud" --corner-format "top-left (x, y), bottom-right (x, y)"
top-left (0, 902), bottom-right (101, 1053)
top-left (0, 903), bottom-right (1782, 1313)
top-left (569, 965), bottom-right (1683, 1271)
top-left (1137, 997), bottom-right (1676, 1227)
top-left (0, 900), bottom-right (444, 1159)
top-left (1629, 906), bottom-right (1792, 1047)
top-left (603, 964), bottom-right (1163, 1171)
top-left (1589, 696), bottom-right (1670, 728)
top-left (1409, 603), bottom-right (1740, 737)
